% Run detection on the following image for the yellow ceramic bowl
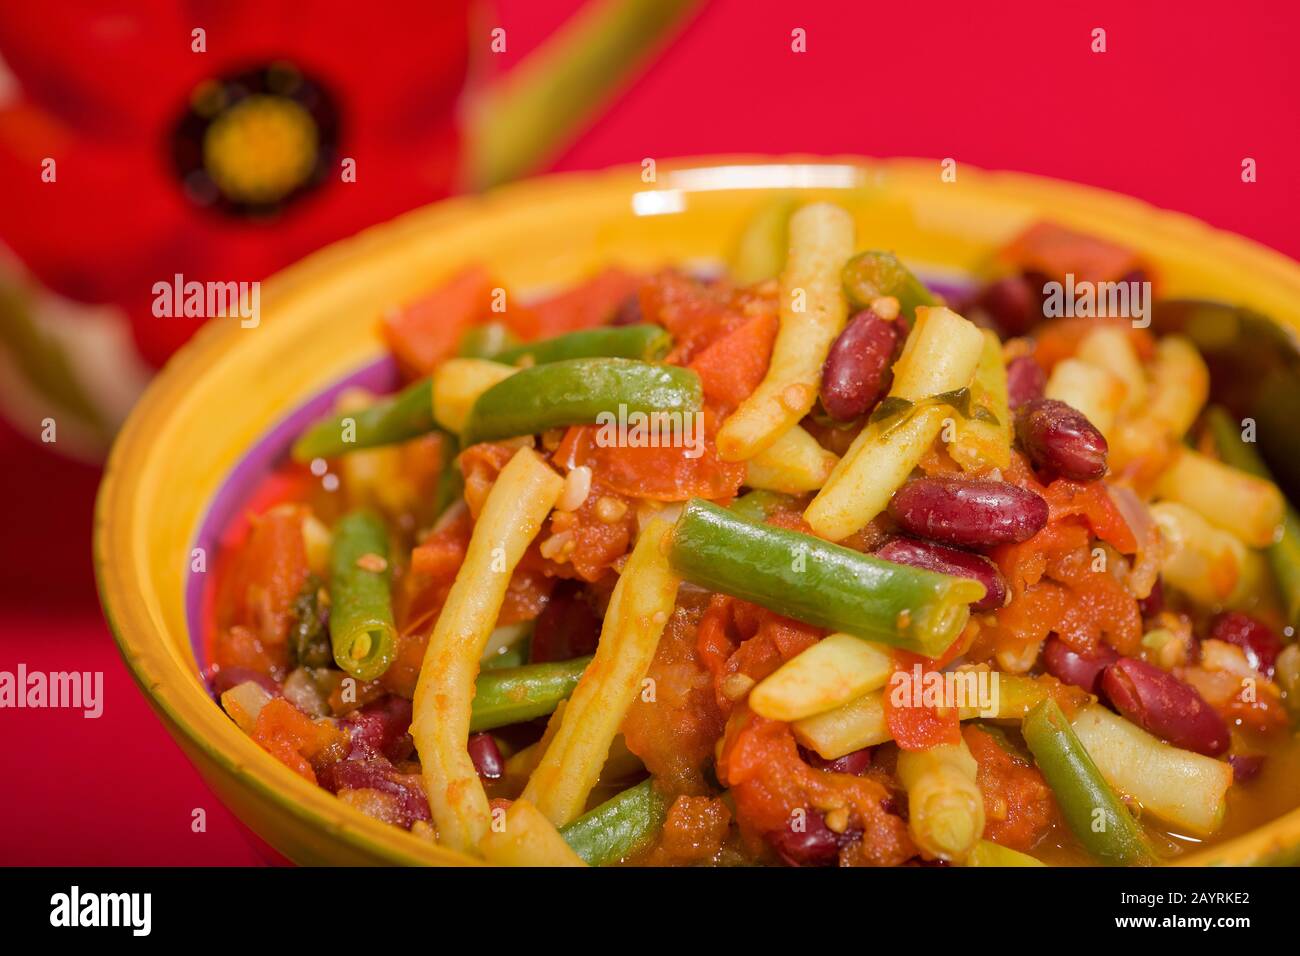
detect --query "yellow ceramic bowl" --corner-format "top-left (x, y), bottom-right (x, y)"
top-left (96, 157), bottom-right (1300, 866)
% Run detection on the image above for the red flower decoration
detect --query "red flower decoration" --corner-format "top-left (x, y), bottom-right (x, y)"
top-left (0, 0), bottom-right (471, 367)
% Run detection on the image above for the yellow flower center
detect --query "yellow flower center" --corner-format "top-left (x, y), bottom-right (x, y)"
top-left (202, 94), bottom-right (319, 206)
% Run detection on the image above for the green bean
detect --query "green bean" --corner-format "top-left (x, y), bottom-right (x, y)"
top-left (457, 321), bottom-right (519, 359)
top-left (291, 378), bottom-right (436, 462)
top-left (493, 324), bottom-right (671, 366)
top-left (1207, 405), bottom-right (1300, 627)
top-left (479, 637), bottom-right (532, 672)
top-left (461, 357), bottom-right (702, 446)
top-left (560, 779), bottom-right (668, 866)
top-left (731, 195), bottom-right (796, 285)
top-left (293, 328), bottom-right (673, 461)
top-left (1021, 699), bottom-right (1152, 866)
top-left (430, 438), bottom-right (464, 519)
top-left (327, 511), bottom-right (397, 681)
top-left (469, 656), bottom-right (592, 731)
top-left (842, 250), bottom-right (939, 320)
top-left (668, 499), bottom-right (983, 656)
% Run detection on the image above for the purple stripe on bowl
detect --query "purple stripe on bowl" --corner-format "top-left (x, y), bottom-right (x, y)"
top-left (925, 276), bottom-right (978, 300)
top-left (185, 355), bottom-right (399, 665)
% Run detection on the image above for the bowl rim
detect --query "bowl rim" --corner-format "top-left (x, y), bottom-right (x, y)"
top-left (95, 154), bottom-right (1300, 867)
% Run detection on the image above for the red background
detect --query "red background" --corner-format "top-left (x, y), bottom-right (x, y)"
top-left (3, 0), bottom-right (1298, 864)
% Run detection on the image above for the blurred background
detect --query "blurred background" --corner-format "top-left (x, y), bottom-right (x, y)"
top-left (2, 0), bottom-right (1297, 863)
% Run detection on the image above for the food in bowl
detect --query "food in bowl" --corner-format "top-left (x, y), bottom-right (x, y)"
top-left (204, 200), bottom-right (1300, 866)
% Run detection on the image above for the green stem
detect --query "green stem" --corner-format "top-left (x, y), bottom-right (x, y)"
top-left (465, 0), bottom-right (702, 190)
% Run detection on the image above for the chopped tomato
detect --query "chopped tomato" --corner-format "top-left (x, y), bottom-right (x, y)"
top-left (498, 566), bottom-right (554, 625)
top-left (640, 270), bottom-right (779, 365)
top-left (622, 604), bottom-right (726, 795)
top-left (963, 726), bottom-right (1057, 851)
top-left (408, 516), bottom-right (472, 582)
top-left (381, 630), bottom-right (429, 700)
top-left (212, 625), bottom-right (284, 679)
top-left (554, 422), bottom-right (745, 503)
top-left (695, 595), bottom-right (821, 713)
top-left (212, 504), bottom-right (310, 679)
top-left (917, 441), bottom-right (966, 477)
top-left (504, 268), bottom-right (641, 339)
top-left (252, 697), bottom-right (349, 784)
top-left (458, 442), bottom-right (518, 518)
top-left (717, 709), bottom-right (915, 866)
top-left (882, 654), bottom-right (962, 751)
top-left (640, 794), bottom-right (733, 865)
top-left (1002, 451), bottom-right (1136, 554)
top-left (541, 479), bottom-right (637, 582)
top-left (986, 453), bottom-right (1142, 659)
top-left (688, 311), bottom-right (779, 417)
top-left (1181, 666), bottom-right (1291, 733)
top-left (381, 265), bottom-right (495, 377)
top-left (1032, 316), bottom-right (1155, 373)
top-left (1000, 222), bottom-right (1143, 286)
top-left (329, 678), bottom-right (386, 716)
top-left (639, 271), bottom-right (737, 362)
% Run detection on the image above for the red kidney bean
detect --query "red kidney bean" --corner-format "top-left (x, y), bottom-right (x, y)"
top-left (1137, 577), bottom-right (1164, 619)
top-left (875, 537), bottom-right (1007, 611)
top-left (1100, 658), bottom-right (1229, 757)
top-left (1005, 355), bottom-right (1047, 410)
top-left (1015, 397), bottom-right (1109, 481)
top-left (346, 695), bottom-right (415, 762)
top-left (318, 756), bottom-right (432, 828)
top-left (1042, 636), bottom-right (1119, 694)
top-left (1228, 754), bottom-right (1266, 784)
top-left (976, 275), bottom-right (1037, 337)
top-left (530, 580), bottom-right (601, 663)
top-left (888, 477), bottom-right (1049, 548)
top-left (1209, 611), bottom-right (1281, 676)
top-left (820, 309), bottom-right (901, 421)
top-left (611, 291), bottom-right (643, 326)
top-left (766, 809), bottom-right (842, 867)
top-left (800, 744), bottom-right (872, 776)
top-left (468, 732), bottom-right (504, 781)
